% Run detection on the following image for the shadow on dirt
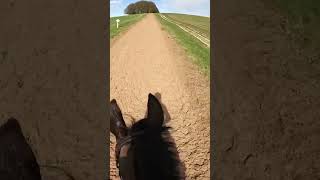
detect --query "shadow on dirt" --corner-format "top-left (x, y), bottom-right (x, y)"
top-left (154, 92), bottom-right (172, 124)
top-left (164, 130), bottom-right (187, 180)
top-left (154, 92), bottom-right (187, 180)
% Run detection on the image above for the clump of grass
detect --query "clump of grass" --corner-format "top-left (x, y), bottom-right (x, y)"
top-left (156, 14), bottom-right (210, 75)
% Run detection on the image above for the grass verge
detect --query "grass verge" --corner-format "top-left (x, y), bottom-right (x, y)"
top-left (110, 14), bottom-right (145, 39)
top-left (156, 13), bottom-right (210, 75)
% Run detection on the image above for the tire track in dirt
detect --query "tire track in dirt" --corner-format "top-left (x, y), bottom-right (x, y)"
top-left (110, 14), bottom-right (210, 180)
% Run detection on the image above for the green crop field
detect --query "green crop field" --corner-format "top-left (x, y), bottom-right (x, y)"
top-left (156, 13), bottom-right (210, 75)
top-left (110, 14), bottom-right (145, 39)
top-left (163, 13), bottom-right (210, 39)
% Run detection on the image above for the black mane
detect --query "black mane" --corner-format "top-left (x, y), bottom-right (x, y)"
top-left (129, 118), bottom-right (181, 180)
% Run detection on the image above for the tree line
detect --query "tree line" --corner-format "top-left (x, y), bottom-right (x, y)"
top-left (124, 1), bottom-right (159, 14)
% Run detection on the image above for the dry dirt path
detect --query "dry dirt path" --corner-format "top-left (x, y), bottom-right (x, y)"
top-left (110, 14), bottom-right (210, 179)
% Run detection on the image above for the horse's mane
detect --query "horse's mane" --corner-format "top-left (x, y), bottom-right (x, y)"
top-left (128, 118), bottom-right (181, 179)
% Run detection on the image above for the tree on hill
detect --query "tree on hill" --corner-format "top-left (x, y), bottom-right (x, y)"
top-left (124, 1), bottom-right (159, 14)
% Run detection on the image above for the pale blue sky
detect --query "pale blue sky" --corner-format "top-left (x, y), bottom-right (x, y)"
top-left (110, 0), bottom-right (210, 17)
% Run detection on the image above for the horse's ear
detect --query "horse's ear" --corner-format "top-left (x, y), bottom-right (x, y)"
top-left (0, 118), bottom-right (21, 136)
top-left (0, 118), bottom-right (42, 180)
top-left (146, 93), bottom-right (164, 130)
top-left (110, 99), bottom-right (128, 139)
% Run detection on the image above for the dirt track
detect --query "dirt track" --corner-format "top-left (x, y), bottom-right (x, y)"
top-left (110, 14), bottom-right (210, 179)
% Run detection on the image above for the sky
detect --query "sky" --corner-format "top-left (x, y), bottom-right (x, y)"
top-left (110, 0), bottom-right (210, 17)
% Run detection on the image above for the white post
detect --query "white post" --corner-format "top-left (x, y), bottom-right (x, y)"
top-left (116, 19), bottom-right (120, 29)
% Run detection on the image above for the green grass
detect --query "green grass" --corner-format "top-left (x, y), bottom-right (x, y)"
top-left (156, 13), bottom-right (210, 75)
top-left (163, 13), bottom-right (210, 38)
top-left (269, 0), bottom-right (320, 49)
top-left (110, 14), bottom-right (145, 39)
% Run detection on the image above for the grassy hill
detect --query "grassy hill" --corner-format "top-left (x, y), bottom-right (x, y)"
top-left (164, 13), bottom-right (210, 39)
top-left (157, 13), bottom-right (210, 75)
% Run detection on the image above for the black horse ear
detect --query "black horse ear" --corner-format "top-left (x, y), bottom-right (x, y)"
top-left (110, 99), bottom-right (128, 139)
top-left (146, 93), bottom-right (164, 130)
top-left (0, 118), bottom-right (21, 136)
top-left (0, 118), bottom-right (42, 180)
